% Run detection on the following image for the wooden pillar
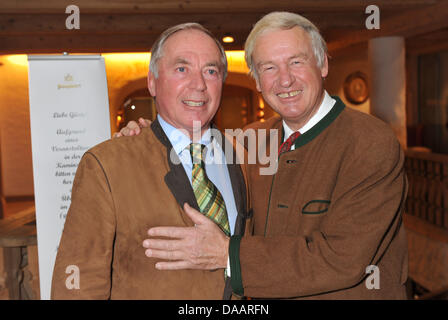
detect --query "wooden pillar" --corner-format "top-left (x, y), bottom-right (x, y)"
top-left (0, 129), bottom-right (3, 219)
top-left (368, 37), bottom-right (407, 148)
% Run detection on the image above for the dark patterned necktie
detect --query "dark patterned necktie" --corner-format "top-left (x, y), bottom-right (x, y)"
top-left (189, 143), bottom-right (230, 236)
top-left (278, 131), bottom-right (301, 155)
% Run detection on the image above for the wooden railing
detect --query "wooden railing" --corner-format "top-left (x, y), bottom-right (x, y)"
top-left (404, 150), bottom-right (448, 299)
top-left (405, 149), bottom-right (448, 230)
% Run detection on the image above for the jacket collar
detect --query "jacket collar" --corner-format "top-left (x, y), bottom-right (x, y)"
top-left (150, 118), bottom-right (247, 236)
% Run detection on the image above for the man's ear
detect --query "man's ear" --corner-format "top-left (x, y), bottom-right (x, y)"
top-left (320, 55), bottom-right (329, 78)
top-left (254, 73), bottom-right (262, 92)
top-left (147, 70), bottom-right (156, 97)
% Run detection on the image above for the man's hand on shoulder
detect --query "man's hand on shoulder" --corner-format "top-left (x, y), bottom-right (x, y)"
top-left (112, 117), bottom-right (151, 138)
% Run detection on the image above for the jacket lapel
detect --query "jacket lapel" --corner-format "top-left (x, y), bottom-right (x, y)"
top-left (152, 120), bottom-right (247, 300)
top-left (222, 154), bottom-right (248, 300)
top-left (218, 130), bottom-right (248, 300)
top-left (212, 126), bottom-right (248, 235)
top-left (150, 119), bottom-right (201, 214)
top-left (223, 157), bottom-right (247, 236)
top-left (229, 166), bottom-right (246, 235)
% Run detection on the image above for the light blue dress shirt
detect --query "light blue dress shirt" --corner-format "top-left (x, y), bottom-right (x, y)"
top-left (157, 115), bottom-right (238, 235)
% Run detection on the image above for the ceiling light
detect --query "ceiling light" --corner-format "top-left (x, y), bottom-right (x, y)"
top-left (222, 35), bottom-right (234, 43)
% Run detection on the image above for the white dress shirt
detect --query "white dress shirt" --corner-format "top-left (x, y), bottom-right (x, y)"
top-left (282, 91), bottom-right (336, 147)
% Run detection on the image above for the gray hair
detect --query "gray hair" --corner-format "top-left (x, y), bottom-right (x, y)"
top-left (244, 11), bottom-right (328, 79)
top-left (149, 22), bottom-right (228, 81)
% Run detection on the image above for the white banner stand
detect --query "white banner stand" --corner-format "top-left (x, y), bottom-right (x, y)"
top-left (28, 54), bottom-right (110, 300)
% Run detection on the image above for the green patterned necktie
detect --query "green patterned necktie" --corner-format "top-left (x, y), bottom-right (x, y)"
top-left (189, 143), bottom-right (230, 236)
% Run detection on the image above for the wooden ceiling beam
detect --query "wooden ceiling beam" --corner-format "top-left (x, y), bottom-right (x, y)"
top-left (0, 0), bottom-right (438, 14)
top-left (0, 13), bottom-right (262, 35)
top-left (406, 28), bottom-right (448, 55)
top-left (1, 1), bottom-right (445, 54)
top-left (327, 0), bottom-right (448, 52)
top-left (0, 12), bottom-right (367, 36)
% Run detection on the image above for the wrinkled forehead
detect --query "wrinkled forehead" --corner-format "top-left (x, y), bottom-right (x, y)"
top-left (252, 26), bottom-right (312, 59)
top-left (161, 29), bottom-right (222, 63)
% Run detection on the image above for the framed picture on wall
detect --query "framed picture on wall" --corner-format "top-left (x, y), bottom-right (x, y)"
top-left (343, 71), bottom-right (369, 105)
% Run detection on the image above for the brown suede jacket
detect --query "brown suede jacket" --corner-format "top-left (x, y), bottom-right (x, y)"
top-left (51, 119), bottom-right (249, 299)
top-left (230, 97), bottom-right (409, 299)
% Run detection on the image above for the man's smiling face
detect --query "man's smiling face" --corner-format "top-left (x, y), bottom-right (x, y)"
top-left (253, 26), bottom-right (328, 131)
top-left (148, 29), bottom-right (224, 137)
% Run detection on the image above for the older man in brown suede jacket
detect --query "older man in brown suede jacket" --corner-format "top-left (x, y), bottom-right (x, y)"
top-left (51, 23), bottom-right (249, 299)
top-left (133, 12), bottom-right (408, 299)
